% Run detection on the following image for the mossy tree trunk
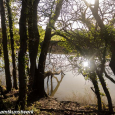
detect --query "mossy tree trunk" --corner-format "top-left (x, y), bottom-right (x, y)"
top-left (18, 0), bottom-right (28, 109)
top-left (6, 0), bottom-right (18, 89)
top-left (90, 73), bottom-right (102, 111)
top-left (28, 0), bottom-right (40, 89)
top-left (96, 46), bottom-right (113, 112)
top-left (96, 70), bottom-right (113, 112)
top-left (89, 59), bottom-right (102, 111)
top-left (0, 0), bottom-right (12, 92)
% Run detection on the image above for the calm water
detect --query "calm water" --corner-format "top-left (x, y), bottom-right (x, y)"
top-left (0, 54), bottom-right (115, 105)
top-left (45, 54), bottom-right (115, 105)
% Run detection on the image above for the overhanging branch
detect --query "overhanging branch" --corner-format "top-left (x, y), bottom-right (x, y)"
top-left (104, 70), bottom-right (115, 84)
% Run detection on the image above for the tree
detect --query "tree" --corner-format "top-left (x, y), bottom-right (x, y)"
top-left (6, 0), bottom-right (18, 89)
top-left (0, 0), bottom-right (12, 92)
top-left (49, 0), bottom-right (115, 112)
top-left (18, 0), bottom-right (28, 109)
top-left (82, 0), bottom-right (113, 112)
top-left (28, 0), bottom-right (40, 89)
top-left (33, 0), bottom-right (64, 97)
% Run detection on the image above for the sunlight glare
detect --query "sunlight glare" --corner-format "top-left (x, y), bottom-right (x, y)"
top-left (83, 61), bottom-right (89, 67)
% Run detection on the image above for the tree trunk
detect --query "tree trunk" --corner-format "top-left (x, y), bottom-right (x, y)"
top-left (28, 0), bottom-right (40, 89)
top-left (0, 0), bottom-right (12, 92)
top-left (34, 0), bottom-right (64, 97)
top-left (18, 0), bottom-right (28, 109)
top-left (83, 0), bottom-right (104, 29)
top-left (6, 0), bottom-right (18, 89)
top-left (90, 73), bottom-right (102, 111)
top-left (36, 27), bottom-right (52, 97)
top-left (97, 46), bottom-right (113, 112)
top-left (96, 70), bottom-right (113, 112)
top-left (109, 41), bottom-right (115, 75)
top-left (89, 59), bottom-right (102, 111)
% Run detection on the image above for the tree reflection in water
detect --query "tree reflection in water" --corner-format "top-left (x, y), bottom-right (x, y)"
top-left (46, 72), bottom-right (64, 96)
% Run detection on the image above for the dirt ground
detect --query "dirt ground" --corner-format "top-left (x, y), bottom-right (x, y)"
top-left (1, 89), bottom-right (115, 115)
top-left (28, 97), bottom-right (115, 115)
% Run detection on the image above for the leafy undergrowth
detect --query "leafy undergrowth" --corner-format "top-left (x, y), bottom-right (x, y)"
top-left (1, 89), bottom-right (115, 115)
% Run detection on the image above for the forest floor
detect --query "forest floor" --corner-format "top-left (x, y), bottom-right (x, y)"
top-left (28, 97), bottom-right (115, 115)
top-left (1, 89), bottom-right (115, 115)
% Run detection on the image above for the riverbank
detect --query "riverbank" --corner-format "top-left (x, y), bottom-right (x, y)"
top-left (1, 89), bottom-right (115, 115)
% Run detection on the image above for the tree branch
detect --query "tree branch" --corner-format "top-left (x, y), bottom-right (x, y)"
top-left (82, 0), bottom-right (104, 29)
top-left (104, 70), bottom-right (115, 84)
top-left (44, 70), bottom-right (62, 79)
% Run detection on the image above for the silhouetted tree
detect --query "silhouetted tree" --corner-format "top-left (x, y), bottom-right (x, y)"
top-left (28, 0), bottom-right (40, 89)
top-left (33, 0), bottom-right (64, 97)
top-left (83, 0), bottom-right (113, 111)
top-left (6, 0), bottom-right (18, 89)
top-left (0, 0), bottom-right (12, 92)
top-left (18, 0), bottom-right (28, 109)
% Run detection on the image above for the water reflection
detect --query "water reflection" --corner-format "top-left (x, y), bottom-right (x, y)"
top-left (44, 54), bottom-right (115, 105)
top-left (45, 72), bottom-right (64, 96)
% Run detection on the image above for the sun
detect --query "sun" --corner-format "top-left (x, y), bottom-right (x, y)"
top-left (83, 61), bottom-right (89, 67)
